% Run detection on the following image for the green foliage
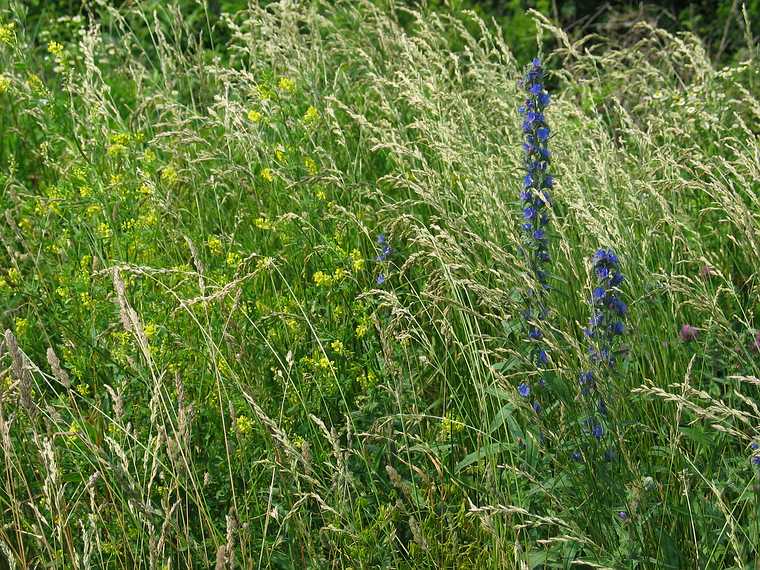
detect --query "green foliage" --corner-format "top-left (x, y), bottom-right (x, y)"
top-left (0, 0), bottom-right (759, 568)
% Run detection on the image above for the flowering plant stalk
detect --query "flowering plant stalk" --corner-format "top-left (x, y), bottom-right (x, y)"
top-left (578, 248), bottom-right (627, 446)
top-left (516, 57), bottom-right (553, 408)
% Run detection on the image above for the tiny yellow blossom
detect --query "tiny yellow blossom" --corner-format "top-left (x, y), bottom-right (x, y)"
top-left (26, 73), bottom-right (44, 94)
top-left (47, 41), bottom-right (64, 58)
top-left (333, 267), bottom-right (346, 282)
top-left (79, 292), bottom-right (95, 310)
top-left (236, 415), bottom-right (254, 436)
top-left (304, 157), bottom-right (318, 175)
top-left (14, 318), bottom-right (28, 337)
top-left (143, 323), bottom-right (158, 339)
top-left (7, 267), bottom-right (21, 285)
top-left (274, 146), bottom-right (286, 162)
top-left (313, 271), bottom-right (333, 287)
top-left (303, 105), bottom-right (319, 123)
top-left (254, 216), bottom-right (273, 230)
top-left (356, 323), bottom-right (368, 338)
top-left (226, 251), bottom-right (242, 268)
top-left (78, 185), bottom-right (92, 197)
top-left (107, 144), bottom-right (126, 157)
top-left (138, 182), bottom-right (153, 196)
top-left (316, 356), bottom-right (333, 371)
top-left (330, 340), bottom-right (344, 355)
top-left (278, 77), bottom-right (295, 92)
top-left (96, 223), bottom-right (112, 239)
top-left (316, 189), bottom-right (326, 201)
top-left (0, 22), bottom-right (16, 46)
top-left (75, 384), bottom-right (90, 397)
top-left (161, 165), bottom-right (179, 186)
top-left (0, 74), bottom-right (10, 94)
top-left (260, 168), bottom-right (274, 182)
top-left (207, 236), bottom-right (223, 255)
top-left (86, 204), bottom-right (101, 217)
top-left (351, 249), bottom-right (365, 271)
top-left (247, 109), bottom-right (261, 122)
top-left (141, 149), bottom-right (156, 164)
top-left (256, 256), bottom-right (274, 271)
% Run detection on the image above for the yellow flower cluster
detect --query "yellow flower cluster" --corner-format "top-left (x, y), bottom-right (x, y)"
top-left (0, 22), bottom-right (16, 46)
top-left (278, 77), bottom-right (295, 92)
top-left (0, 75), bottom-right (10, 94)
top-left (236, 415), bottom-right (254, 436)
top-left (313, 267), bottom-right (347, 288)
top-left (47, 41), bottom-right (64, 58)
top-left (303, 105), bottom-right (319, 124)
top-left (207, 236), bottom-right (223, 255)
top-left (161, 165), bottom-right (179, 186)
top-left (247, 109), bottom-right (261, 122)
top-left (260, 168), bottom-right (274, 182)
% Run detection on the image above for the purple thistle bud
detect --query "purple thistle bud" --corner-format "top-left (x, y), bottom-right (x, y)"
top-left (679, 324), bottom-right (698, 342)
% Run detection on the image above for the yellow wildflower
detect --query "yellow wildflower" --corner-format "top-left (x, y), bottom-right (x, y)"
top-left (75, 384), bottom-right (90, 397)
top-left (47, 41), bottom-right (64, 58)
top-left (14, 318), bottom-right (28, 337)
top-left (315, 189), bottom-right (326, 201)
top-left (274, 146), bottom-right (286, 162)
top-left (304, 157), bottom-right (318, 175)
top-left (226, 251), bottom-right (242, 268)
top-left (254, 216), bottom-right (273, 230)
top-left (330, 340), bottom-right (344, 355)
top-left (261, 168), bottom-right (274, 182)
top-left (96, 223), bottom-right (112, 239)
top-left (236, 415), bottom-right (254, 436)
top-left (0, 75), bottom-right (10, 94)
top-left (207, 236), bottom-right (223, 255)
top-left (161, 165), bottom-right (179, 186)
top-left (351, 249), bottom-right (365, 271)
top-left (107, 144), bottom-right (126, 157)
top-left (7, 268), bottom-right (21, 285)
top-left (26, 73), bottom-right (44, 94)
top-left (278, 77), bottom-right (295, 92)
top-left (144, 323), bottom-right (158, 339)
top-left (247, 109), bottom-right (261, 122)
top-left (138, 182), bottom-right (153, 196)
top-left (303, 105), bottom-right (319, 123)
top-left (313, 271), bottom-right (333, 287)
top-left (0, 22), bottom-right (16, 46)
top-left (86, 204), bottom-right (101, 217)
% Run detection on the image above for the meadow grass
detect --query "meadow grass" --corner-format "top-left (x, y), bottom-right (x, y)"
top-left (0, 1), bottom-right (759, 568)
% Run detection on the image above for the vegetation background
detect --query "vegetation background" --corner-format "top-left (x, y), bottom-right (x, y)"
top-left (0, 0), bottom-right (758, 568)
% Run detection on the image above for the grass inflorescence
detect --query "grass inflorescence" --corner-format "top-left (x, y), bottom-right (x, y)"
top-left (0, 1), bottom-right (759, 568)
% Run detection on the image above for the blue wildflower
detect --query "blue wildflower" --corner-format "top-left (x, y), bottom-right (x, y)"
top-left (591, 423), bottom-right (604, 440)
top-left (571, 450), bottom-right (582, 462)
top-left (518, 383), bottom-right (530, 397)
top-left (532, 401), bottom-right (542, 414)
top-left (376, 273), bottom-right (385, 285)
top-left (752, 455), bottom-right (760, 466)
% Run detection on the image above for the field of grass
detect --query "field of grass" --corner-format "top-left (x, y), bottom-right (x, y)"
top-left (0, 1), bottom-right (759, 568)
